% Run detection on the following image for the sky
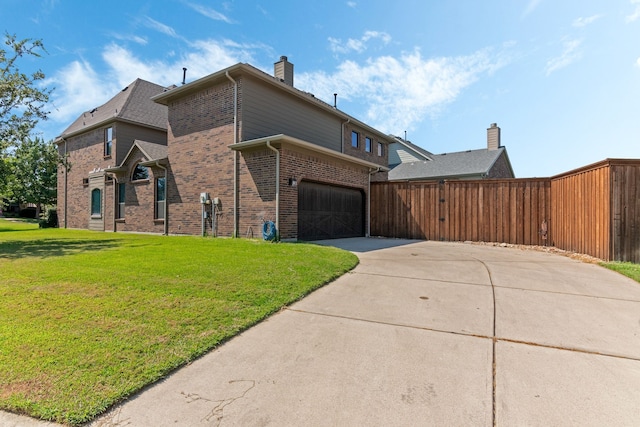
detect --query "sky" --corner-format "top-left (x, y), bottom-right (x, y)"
top-left (4, 0), bottom-right (640, 178)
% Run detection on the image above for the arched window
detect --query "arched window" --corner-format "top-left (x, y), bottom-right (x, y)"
top-left (91, 188), bottom-right (101, 216)
top-left (132, 164), bottom-right (149, 181)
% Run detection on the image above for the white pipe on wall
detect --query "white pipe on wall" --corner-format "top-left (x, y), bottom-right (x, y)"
top-left (225, 71), bottom-right (238, 237)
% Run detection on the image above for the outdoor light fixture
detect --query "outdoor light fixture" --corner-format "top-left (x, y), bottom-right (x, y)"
top-left (288, 177), bottom-right (298, 187)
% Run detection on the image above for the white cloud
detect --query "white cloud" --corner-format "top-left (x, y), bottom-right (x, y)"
top-left (522, 0), bottom-right (542, 17)
top-left (636, 57), bottom-right (640, 68)
top-left (46, 39), bottom-right (263, 127)
top-left (46, 60), bottom-right (118, 123)
top-left (544, 38), bottom-right (582, 76)
top-left (347, 1), bottom-right (357, 7)
top-left (184, 1), bottom-right (234, 23)
top-left (110, 32), bottom-right (148, 46)
top-left (329, 31), bottom-right (391, 54)
top-left (296, 48), bottom-right (506, 135)
top-left (572, 14), bottom-right (602, 27)
top-left (626, 0), bottom-right (640, 22)
top-left (143, 16), bottom-right (180, 38)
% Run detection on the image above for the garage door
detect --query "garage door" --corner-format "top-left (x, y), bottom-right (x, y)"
top-left (298, 181), bottom-right (364, 241)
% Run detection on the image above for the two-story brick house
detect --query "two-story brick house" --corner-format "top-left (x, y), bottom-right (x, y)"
top-left (57, 57), bottom-right (392, 240)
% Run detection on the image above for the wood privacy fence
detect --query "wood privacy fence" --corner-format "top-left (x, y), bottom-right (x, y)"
top-left (370, 159), bottom-right (640, 262)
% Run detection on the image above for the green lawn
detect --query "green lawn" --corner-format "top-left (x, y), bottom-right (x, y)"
top-left (0, 219), bottom-right (358, 425)
top-left (601, 261), bottom-right (640, 283)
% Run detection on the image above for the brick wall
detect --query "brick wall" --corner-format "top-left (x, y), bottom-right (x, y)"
top-left (343, 123), bottom-right (388, 168)
top-left (165, 80), bottom-right (237, 236)
top-left (57, 121), bottom-right (167, 231)
top-left (487, 150), bottom-right (514, 179)
top-left (114, 147), bottom-right (166, 234)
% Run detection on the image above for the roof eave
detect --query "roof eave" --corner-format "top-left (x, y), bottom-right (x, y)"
top-left (55, 117), bottom-right (166, 143)
top-left (229, 134), bottom-right (389, 171)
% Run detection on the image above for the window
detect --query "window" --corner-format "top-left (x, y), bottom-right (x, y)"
top-left (91, 188), bottom-right (101, 217)
top-left (365, 137), bottom-right (372, 152)
top-left (377, 142), bottom-right (384, 156)
top-left (351, 131), bottom-right (359, 148)
top-left (117, 183), bottom-right (125, 219)
top-left (132, 164), bottom-right (149, 181)
top-left (104, 127), bottom-right (112, 157)
top-left (155, 177), bottom-right (166, 219)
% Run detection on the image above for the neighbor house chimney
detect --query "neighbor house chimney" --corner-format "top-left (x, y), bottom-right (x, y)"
top-left (487, 123), bottom-right (501, 150)
top-left (274, 56), bottom-right (294, 87)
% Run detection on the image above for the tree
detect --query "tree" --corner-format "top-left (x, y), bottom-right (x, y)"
top-left (0, 33), bottom-right (52, 200)
top-left (11, 136), bottom-right (59, 217)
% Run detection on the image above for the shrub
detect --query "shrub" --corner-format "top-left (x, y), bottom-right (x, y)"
top-left (39, 208), bottom-right (58, 228)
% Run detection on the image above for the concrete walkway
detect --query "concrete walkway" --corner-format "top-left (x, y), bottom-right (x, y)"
top-left (3, 239), bottom-right (640, 426)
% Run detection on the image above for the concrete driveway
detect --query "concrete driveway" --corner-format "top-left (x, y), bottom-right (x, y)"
top-left (3, 238), bottom-right (640, 426)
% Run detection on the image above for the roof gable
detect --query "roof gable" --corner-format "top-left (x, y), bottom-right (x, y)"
top-left (59, 79), bottom-right (168, 139)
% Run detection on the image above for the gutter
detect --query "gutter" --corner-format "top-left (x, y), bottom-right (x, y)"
top-left (225, 71), bottom-right (239, 237)
top-left (265, 141), bottom-right (280, 237)
top-left (63, 139), bottom-right (68, 228)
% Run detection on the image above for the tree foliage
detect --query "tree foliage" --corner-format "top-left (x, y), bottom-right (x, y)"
top-left (0, 33), bottom-right (51, 147)
top-left (11, 136), bottom-right (59, 209)
top-left (0, 33), bottom-right (53, 203)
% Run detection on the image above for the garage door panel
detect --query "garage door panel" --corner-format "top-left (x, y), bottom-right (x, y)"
top-left (298, 182), bottom-right (364, 241)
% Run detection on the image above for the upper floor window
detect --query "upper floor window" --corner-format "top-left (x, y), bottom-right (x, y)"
top-left (91, 188), bottom-right (101, 217)
top-left (365, 137), bottom-right (372, 153)
top-left (132, 164), bottom-right (149, 181)
top-left (377, 142), bottom-right (384, 156)
top-left (351, 131), bottom-right (359, 148)
top-left (155, 177), bottom-right (166, 219)
top-left (104, 127), bottom-right (113, 157)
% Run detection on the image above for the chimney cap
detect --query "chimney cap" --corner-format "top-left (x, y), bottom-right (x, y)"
top-left (280, 55), bottom-right (288, 61)
top-left (490, 123), bottom-right (498, 128)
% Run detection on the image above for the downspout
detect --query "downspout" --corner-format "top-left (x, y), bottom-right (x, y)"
top-left (109, 173), bottom-right (117, 232)
top-left (154, 161), bottom-right (168, 235)
top-left (225, 71), bottom-right (238, 237)
top-left (341, 118), bottom-right (350, 153)
top-left (367, 167), bottom-right (381, 237)
top-left (63, 138), bottom-right (68, 228)
top-left (265, 141), bottom-right (280, 236)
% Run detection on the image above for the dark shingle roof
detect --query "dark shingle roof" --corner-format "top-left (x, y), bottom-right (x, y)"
top-left (389, 147), bottom-right (507, 181)
top-left (59, 79), bottom-right (168, 138)
top-left (135, 140), bottom-right (167, 161)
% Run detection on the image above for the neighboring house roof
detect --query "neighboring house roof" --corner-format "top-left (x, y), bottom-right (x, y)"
top-left (57, 79), bottom-right (168, 140)
top-left (388, 137), bottom-right (434, 165)
top-left (389, 147), bottom-right (511, 181)
top-left (152, 62), bottom-right (395, 144)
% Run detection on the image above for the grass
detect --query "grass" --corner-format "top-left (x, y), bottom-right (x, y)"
top-left (0, 219), bottom-right (358, 425)
top-left (601, 261), bottom-right (640, 283)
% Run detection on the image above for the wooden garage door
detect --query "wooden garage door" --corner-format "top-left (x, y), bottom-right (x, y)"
top-left (298, 181), bottom-right (364, 241)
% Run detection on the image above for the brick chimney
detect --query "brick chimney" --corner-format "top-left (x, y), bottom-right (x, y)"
top-left (487, 123), bottom-right (501, 150)
top-left (274, 56), bottom-right (294, 87)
